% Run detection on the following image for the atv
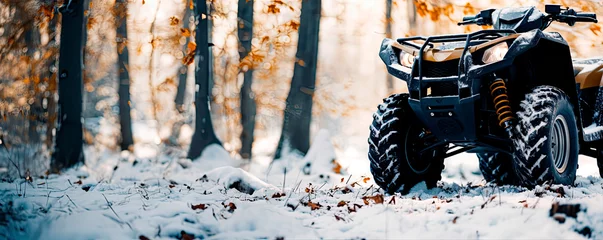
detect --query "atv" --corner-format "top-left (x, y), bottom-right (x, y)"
top-left (370, 5), bottom-right (603, 193)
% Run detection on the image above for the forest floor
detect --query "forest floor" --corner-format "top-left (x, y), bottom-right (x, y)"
top-left (1, 130), bottom-right (603, 239)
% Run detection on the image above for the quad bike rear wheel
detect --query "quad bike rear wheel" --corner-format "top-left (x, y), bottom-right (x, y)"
top-left (512, 86), bottom-right (579, 187)
top-left (368, 94), bottom-right (447, 193)
top-left (476, 153), bottom-right (516, 185)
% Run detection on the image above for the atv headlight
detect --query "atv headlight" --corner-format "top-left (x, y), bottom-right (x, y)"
top-left (482, 42), bottom-right (508, 64)
top-left (399, 51), bottom-right (415, 68)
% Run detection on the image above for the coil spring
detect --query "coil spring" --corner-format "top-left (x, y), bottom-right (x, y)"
top-left (489, 79), bottom-right (515, 128)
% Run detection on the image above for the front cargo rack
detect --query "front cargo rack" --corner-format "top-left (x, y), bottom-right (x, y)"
top-left (396, 29), bottom-right (517, 99)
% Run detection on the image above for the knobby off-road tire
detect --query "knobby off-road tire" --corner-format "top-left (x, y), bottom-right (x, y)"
top-left (512, 86), bottom-right (579, 187)
top-left (476, 152), bottom-right (516, 185)
top-left (368, 93), bottom-right (447, 193)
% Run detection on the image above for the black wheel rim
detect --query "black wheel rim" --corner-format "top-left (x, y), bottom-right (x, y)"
top-left (551, 115), bottom-right (570, 174)
top-left (404, 125), bottom-right (438, 174)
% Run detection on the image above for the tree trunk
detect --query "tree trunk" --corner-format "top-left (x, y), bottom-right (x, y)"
top-left (175, 7), bottom-right (191, 113)
top-left (188, 0), bottom-right (221, 160)
top-left (82, 0), bottom-right (90, 111)
top-left (238, 0), bottom-right (255, 159)
top-left (408, 0), bottom-right (417, 34)
top-left (115, 0), bottom-right (134, 151)
top-left (51, 0), bottom-right (85, 171)
top-left (45, 12), bottom-right (59, 149)
top-left (274, 0), bottom-right (321, 160)
top-left (25, 25), bottom-right (41, 143)
top-left (385, 0), bottom-right (394, 92)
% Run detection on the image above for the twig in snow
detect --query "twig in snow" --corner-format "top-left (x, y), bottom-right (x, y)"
top-left (110, 163), bottom-right (120, 183)
top-left (45, 191), bottom-right (51, 209)
top-left (362, 184), bottom-right (374, 196)
top-left (345, 174), bottom-right (352, 185)
top-left (531, 198), bottom-right (540, 209)
top-left (317, 182), bottom-right (327, 191)
top-left (102, 193), bottom-right (134, 231)
top-left (65, 194), bottom-right (78, 208)
top-left (354, 188), bottom-right (362, 201)
top-left (523, 209), bottom-right (537, 223)
top-left (292, 179), bottom-right (303, 193)
top-left (3, 146), bottom-right (23, 179)
top-left (265, 160), bottom-right (274, 181)
top-left (282, 168), bottom-right (286, 193)
top-left (284, 180), bottom-right (302, 207)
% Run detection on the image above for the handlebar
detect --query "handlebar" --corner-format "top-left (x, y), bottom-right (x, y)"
top-left (458, 9), bottom-right (494, 26)
top-left (459, 6), bottom-right (598, 28)
top-left (462, 15), bottom-right (477, 22)
top-left (554, 8), bottom-right (598, 26)
top-left (576, 12), bottom-right (598, 23)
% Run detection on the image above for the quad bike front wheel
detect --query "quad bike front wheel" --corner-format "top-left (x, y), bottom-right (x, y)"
top-left (368, 94), bottom-right (447, 193)
top-left (512, 86), bottom-right (579, 187)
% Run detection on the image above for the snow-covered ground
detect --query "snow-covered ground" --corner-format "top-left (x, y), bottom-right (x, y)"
top-left (1, 131), bottom-right (602, 239)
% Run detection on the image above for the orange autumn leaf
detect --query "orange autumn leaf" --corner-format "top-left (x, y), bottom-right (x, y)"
top-left (463, 2), bottom-right (476, 15)
top-left (182, 52), bottom-right (195, 65)
top-left (362, 177), bottom-right (370, 183)
top-left (362, 194), bottom-right (384, 205)
top-left (307, 201), bottom-right (322, 210)
top-left (118, 40), bottom-right (127, 54)
top-left (169, 16), bottom-right (180, 26)
top-left (191, 203), bottom-right (207, 210)
top-left (287, 20), bottom-right (300, 30)
top-left (182, 42), bottom-right (197, 65)
top-left (590, 24), bottom-right (601, 36)
top-left (181, 28), bottom-right (191, 37)
top-left (187, 42), bottom-right (196, 52)
top-left (332, 159), bottom-right (342, 174)
top-left (267, 4), bottom-right (280, 14)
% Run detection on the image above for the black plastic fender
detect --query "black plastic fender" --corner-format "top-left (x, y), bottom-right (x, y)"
top-left (379, 38), bottom-right (412, 81)
top-left (500, 29), bottom-right (582, 132)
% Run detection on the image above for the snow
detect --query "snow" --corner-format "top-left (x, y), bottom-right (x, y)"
top-left (584, 123), bottom-right (603, 135)
top-left (1, 131), bottom-right (603, 239)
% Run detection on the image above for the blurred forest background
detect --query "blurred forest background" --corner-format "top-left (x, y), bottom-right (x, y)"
top-left (0, 0), bottom-right (602, 178)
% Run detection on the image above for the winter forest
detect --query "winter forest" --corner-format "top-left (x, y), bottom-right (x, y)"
top-left (1, 0), bottom-right (603, 239)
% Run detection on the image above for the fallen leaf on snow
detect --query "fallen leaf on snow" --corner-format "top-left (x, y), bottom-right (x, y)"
top-left (191, 203), bottom-right (207, 210)
top-left (332, 160), bottom-right (342, 174)
top-left (224, 202), bottom-right (237, 212)
top-left (362, 194), bottom-right (384, 205)
top-left (272, 192), bottom-right (286, 198)
top-left (180, 231), bottom-right (193, 240)
top-left (307, 201), bottom-right (322, 210)
top-left (362, 177), bottom-right (371, 183)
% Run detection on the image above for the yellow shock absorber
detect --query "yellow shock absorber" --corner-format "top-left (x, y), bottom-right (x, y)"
top-left (489, 78), bottom-right (515, 129)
